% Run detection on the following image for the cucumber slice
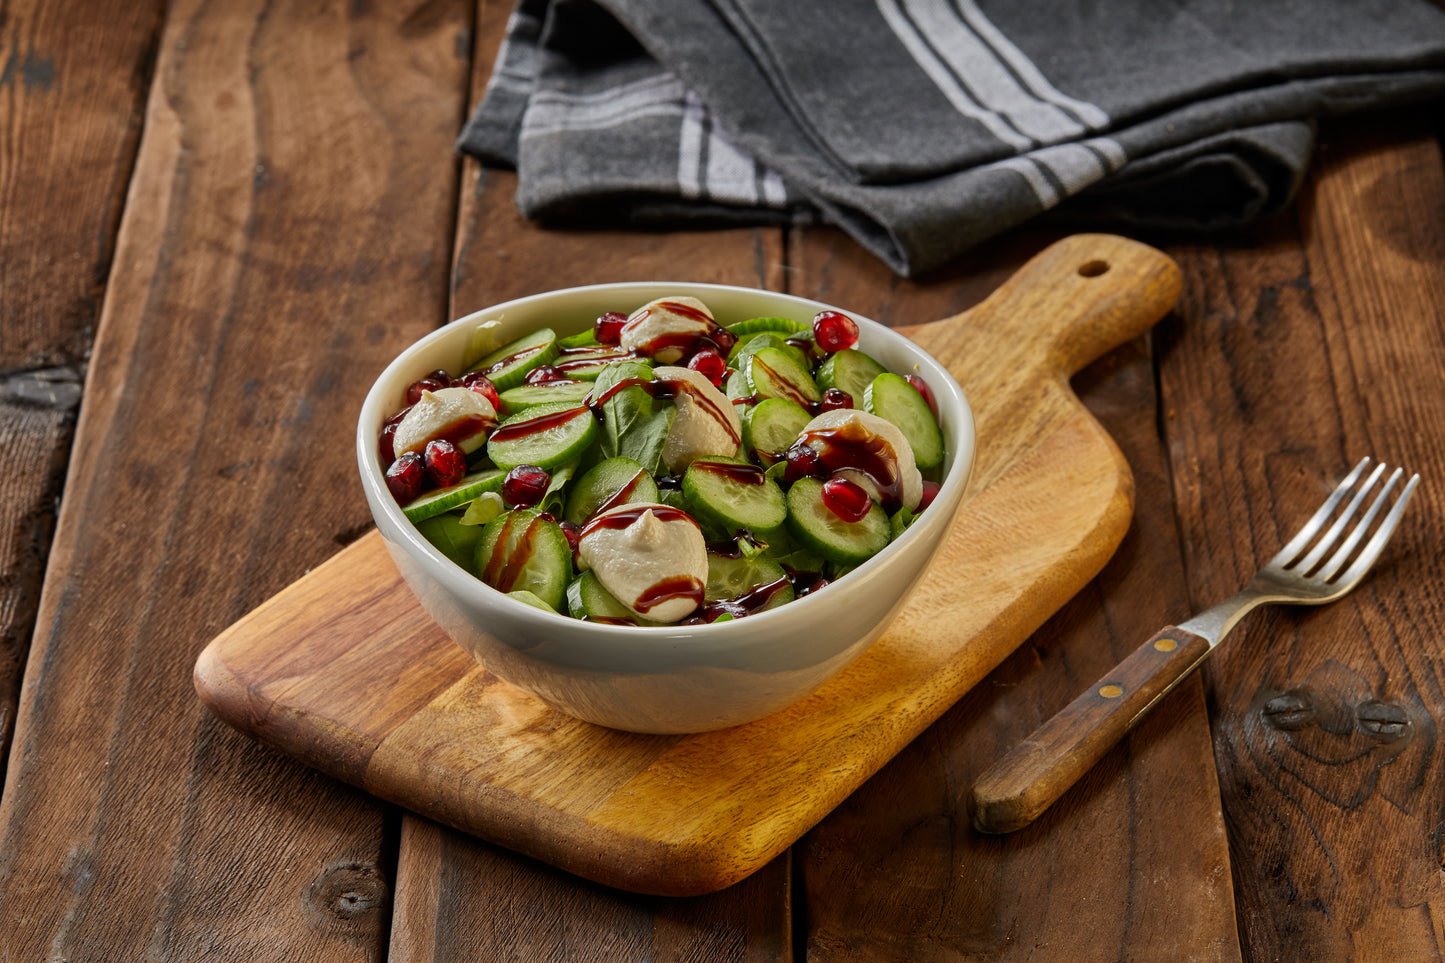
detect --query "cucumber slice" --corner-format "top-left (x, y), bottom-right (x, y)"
top-left (742, 397), bottom-right (812, 463)
top-left (566, 570), bottom-right (661, 625)
top-left (746, 346), bottom-right (821, 406)
top-left (415, 511), bottom-right (488, 571)
top-left (682, 455), bottom-right (787, 539)
top-left (468, 328), bottom-right (559, 390)
top-left (863, 373), bottom-right (944, 470)
top-left (401, 468), bottom-right (507, 523)
top-left (726, 332), bottom-right (811, 372)
top-left (474, 508), bottom-right (571, 610)
top-left (556, 328), bottom-right (600, 349)
top-left (889, 505), bottom-right (917, 540)
top-left (498, 379), bottom-right (594, 412)
top-left (816, 349), bottom-right (886, 406)
top-left (486, 402), bottom-right (599, 471)
top-left (564, 456), bottom-right (661, 524)
top-left (725, 316), bottom-right (809, 338)
top-left (785, 477), bottom-right (891, 566)
top-left (508, 589), bottom-right (557, 612)
top-left (704, 553), bottom-right (794, 610)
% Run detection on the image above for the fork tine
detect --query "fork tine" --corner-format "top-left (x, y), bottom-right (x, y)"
top-left (1275, 457), bottom-right (1373, 567)
top-left (1328, 471), bottom-right (1420, 587)
top-left (1296, 461), bottom-right (1388, 574)
top-left (1316, 467), bottom-right (1402, 581)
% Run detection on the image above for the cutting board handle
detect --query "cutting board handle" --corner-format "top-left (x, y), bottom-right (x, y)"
top-left (927, 234), bottom-right (1182, 380)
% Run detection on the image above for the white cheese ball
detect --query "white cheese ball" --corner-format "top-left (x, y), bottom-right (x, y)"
top-left (577, 503), bottom-right (708, 623)
top-left (393, 386), bottom-right (497, 456)
top-left (620, 296), bottom-right (715, 363)
top-left (798, 409), bottom-right (923, 511)
top-left (652, 366), bottom-right (743, 474)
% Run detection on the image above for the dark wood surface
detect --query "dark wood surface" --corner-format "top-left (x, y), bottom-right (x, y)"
top-left (0, 1), bottom-right (1439, 959)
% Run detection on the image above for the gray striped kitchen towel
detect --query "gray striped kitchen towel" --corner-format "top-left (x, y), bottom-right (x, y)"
top-left (460, 0), bottom-right (1445, 276)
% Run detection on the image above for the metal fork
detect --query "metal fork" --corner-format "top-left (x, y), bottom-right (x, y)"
top-left (971, 457), bottom-right (1420, 834)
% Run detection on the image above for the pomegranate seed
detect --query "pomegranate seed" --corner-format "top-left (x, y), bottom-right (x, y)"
top-left (560, 520), bottom-right (582, 557)
top-left (594, 311), bottom-right (627, 344)
top-left (379, 424), bottom-right (399, 465)
top-left (687, 348), bottom-right (727, 386)
top-left (710, 326), bottom-right (737, 354)
top-left (424, 439), bottom-right (466, 488)
top-left (818, 387), bottom-right (853, 412)
top-left (502, 465), bottom-right (551, 508)
top-left (379, 406), bottom-right (413, 464)
top-left (385, 451), bottom-right (425, 503)
top-left (918, 480), bottom-right (941, 512)
top-left (796, 575), bottom-right (830, 599)
top-left (812, 310), bottom-right (859, 353)
top-left (406, 371), bottom-right (451, 406)
top-left (525, 365), bottom-right (564, 385)
top-left (783, 441), bottom-right (824, 483)
top-left (905, 374), bottom-right (939, 419)
top-left (457, 371), bottom-right (501, 410)
top-left (821, 476), bottom-right (871, 523)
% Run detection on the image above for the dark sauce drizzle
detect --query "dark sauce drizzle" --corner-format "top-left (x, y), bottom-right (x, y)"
top-left (790, 422), bottom-right (904, 512)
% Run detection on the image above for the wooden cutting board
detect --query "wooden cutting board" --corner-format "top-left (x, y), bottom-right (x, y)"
top-left (194, 233), bottom-right (1181, 897)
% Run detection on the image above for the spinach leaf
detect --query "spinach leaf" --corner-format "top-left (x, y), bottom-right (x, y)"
top-left (593, 360), bottom-right (674, 476)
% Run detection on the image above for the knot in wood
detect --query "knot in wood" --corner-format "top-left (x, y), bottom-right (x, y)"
top-left (1356, 699), bottom-right (1410, 741)
top-left (303, 860), bottom-right (388, 937)
top-left (1261, 690), bottom-right (1315, 730)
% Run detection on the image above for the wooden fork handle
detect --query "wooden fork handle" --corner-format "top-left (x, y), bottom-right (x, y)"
top-left (970, 626), bottom-right (1212, 834)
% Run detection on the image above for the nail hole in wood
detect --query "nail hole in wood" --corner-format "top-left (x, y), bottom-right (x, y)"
top-left (1078, 259), bottom-right (1109, 278)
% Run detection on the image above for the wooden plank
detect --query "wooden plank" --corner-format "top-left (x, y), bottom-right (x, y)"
top-left (0, 0), bottom-right (472, 958)
top-left (0, 0), bottom-right (164, 789)
top-left (790, 229), bottom-right (1240, 959)
top-left (1163, 116), bottom-right (1445, 961)
top-left (383, 4), bottom-right (793, 954)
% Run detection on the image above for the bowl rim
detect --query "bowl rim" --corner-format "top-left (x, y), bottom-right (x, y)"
top-left (357, 281), bottom-right (975, 645)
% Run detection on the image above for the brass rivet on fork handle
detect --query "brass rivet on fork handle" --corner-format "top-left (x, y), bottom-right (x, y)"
top-left (970, 457), bottom-right (1420, 835)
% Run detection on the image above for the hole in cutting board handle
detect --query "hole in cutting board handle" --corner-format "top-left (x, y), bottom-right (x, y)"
top-left (1077, 259), bottom-right (1110, 278)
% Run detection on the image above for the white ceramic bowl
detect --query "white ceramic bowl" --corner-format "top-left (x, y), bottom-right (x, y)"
top-left (357, 283), bottom-right (975, 733)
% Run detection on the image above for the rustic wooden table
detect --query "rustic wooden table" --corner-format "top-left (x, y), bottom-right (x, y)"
top-left (2, 2), bottom-right (1441, 960)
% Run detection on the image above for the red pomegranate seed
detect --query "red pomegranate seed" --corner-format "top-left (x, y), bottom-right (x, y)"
top-left (710, 326), bottom-right (737, 354)
top-left (818, 387), bottom-right (853, 412)
top-left (560, 520), bottom-right (582, 557)
top-left (783, 442), bottom-right (824, 483)
top-left (385, 451), bottom-right (425, 503)
top-left (457, 371), bottom-right (501, 410)
top-left (503, 465), bottom-right (551, 508)
top-left (905, 374), bottom-right (938, 419)
top-left (594, 311), bottom-right (627, 344)
top-left (918, 480), bottom-right (941, 513)
top-left (524, 365), bottom-right (564, 385)
top-left (812, 310), bottom-right (859, 353)
top-left (795, 575), bottom-right (831, 599)
top-left (687, 348), bottom-right (727, 386)
top-left (378, 406), bottom-right (413, 464)
top-left (406, 371), bottom-right (451, 406)
top-left (821, 476), bottom-right (871, 523)
top-left (424, 439), bottom-right (466, 488)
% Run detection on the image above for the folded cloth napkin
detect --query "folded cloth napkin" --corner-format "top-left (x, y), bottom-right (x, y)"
top-left (461, 0), bottom-right (1445, 276)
